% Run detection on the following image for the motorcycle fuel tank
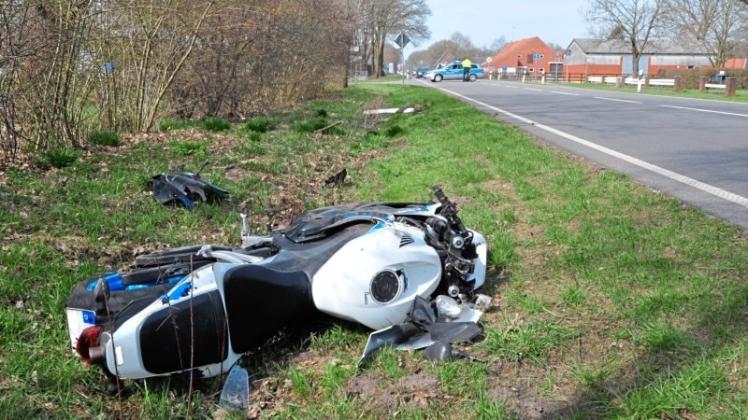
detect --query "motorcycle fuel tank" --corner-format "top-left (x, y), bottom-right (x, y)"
top-left (311, 221), bottom-right (442, 329)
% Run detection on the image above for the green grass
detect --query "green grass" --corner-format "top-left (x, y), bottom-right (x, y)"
top-left (518, 79), bottom-right (748, 103)
top-left (292, 115), bottom-right (331, 133)
top-left (243, 116), bottom-right (278, 133)
top-left (87, 130), bottom-right (120, 147)
top-left (36, 147), bottom-right (81, 168)
top-left (159, 116), bottom-right (231, 132)
top-left (2, 82), bottom-right (748, 418)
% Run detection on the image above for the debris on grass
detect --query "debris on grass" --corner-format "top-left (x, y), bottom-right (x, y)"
top-left (314, 120), bottom-right (342, 134)
top-left (324, 168), bottom-right (347, 186)
top-left (219, 365), bottom-right (250, 411)
top-left (363, 107), bottom-right (416, 115)
top-left (150, 163), bottom-right (229, 209)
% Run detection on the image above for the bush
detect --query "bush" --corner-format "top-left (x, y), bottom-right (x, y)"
top-left (88, 130), bottom-right (120, 146)
top-left (39, 147), bottom-right (80, 169)
top-left (293, 116), bottom-right (329, 133)
top-left (245, 116), bottom-right (277, 133)
top-left (201, 116), bottom-right (231, 132)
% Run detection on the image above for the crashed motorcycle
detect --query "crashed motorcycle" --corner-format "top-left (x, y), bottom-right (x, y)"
top-left (66, 187), bottom-right (488, 384)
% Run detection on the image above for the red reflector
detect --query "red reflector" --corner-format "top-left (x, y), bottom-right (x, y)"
top-left (76, 326), bottom-right (102, 364)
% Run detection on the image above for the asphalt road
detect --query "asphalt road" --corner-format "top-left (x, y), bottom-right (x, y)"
top-left (415, 78), bottom-right (748, 229)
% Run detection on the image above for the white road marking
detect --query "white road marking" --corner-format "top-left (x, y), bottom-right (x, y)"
top-left (593, 96), bottom-right (642, 104)
top-left (525, 88), bottom-right (542, 92)
top-left (660, 104), bottom-right (748, 118)
top-left (503, 85), bottom-right (518, 89)
top-left (416, 80), bottom-right (748, 209)
top-left (552, 90), bottom-right (580, 96)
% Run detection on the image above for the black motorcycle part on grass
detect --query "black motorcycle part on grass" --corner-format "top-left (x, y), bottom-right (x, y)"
top-left (139, 290), bottom-right (229, 374)
top-left (223, 264), bottom-right (314, 353)
top-left (150, 172), bottom-right (228, 209)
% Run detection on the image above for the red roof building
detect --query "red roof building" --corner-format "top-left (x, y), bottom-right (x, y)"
top-left (483, 37), bottom-right (563, 76)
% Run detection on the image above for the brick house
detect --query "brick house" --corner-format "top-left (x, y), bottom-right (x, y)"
top-left (563, 38), bottom-right (720, 77)
top-left (483, 37), bottom-right (563, 77)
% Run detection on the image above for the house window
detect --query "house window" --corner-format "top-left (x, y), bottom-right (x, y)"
top-left (539, 68), bottom-right (545, 73)
top-left (529, 68), bottom-right (534, 72)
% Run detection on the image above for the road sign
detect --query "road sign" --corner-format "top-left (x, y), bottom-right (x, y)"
top-left (486, 57), bottom-right (493, 63)
top-left (394, 33), bottom-right (411, 49)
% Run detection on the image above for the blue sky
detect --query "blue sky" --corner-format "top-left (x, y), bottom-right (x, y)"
top-left (415, 0), bottom-right (590, 51)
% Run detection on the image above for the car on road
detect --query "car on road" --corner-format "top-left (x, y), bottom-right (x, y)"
top-left (425, 62), bottom-right (483, 82)
top-left (414, 66), bottom-right (431, 78)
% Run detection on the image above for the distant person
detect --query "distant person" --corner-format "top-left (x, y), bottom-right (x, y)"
top-left (462, 58), bottom-right (473, 82)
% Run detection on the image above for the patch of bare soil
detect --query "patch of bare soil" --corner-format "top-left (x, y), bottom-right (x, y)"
top-left (489, 381), bottom-right (565, 419)
top-left (346, 371), bottom-right (441, 414)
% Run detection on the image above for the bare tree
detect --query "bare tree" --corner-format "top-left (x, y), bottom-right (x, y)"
top-left (586, 0), bottom-right (665, 76)
top-left (407, 34), bottom-right (495, 68)
top-left (0, 0), bottom-right (355, 162)
top-left (665, 0), bottom-right (748, 66)
top-left (489, 36), bottom-right (507, 52)
top-left (358, 0), bottom-right (430, 77)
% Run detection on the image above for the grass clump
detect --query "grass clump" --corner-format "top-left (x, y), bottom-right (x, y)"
top-left (173, 141), bottom-right (208, 156)
top-left (201, 116), bottom-right (231, 132)
top-left (293, 116), bottom-right (329, 133)
top-left (159, 116), bottom-right (231, 132)
top-left (245, 116), bottom-right (277, 133)
top-left (159, 117), bottom-right (193, 131)
top-left (87, 130), bottom-right (120, 146)
top-left (37, 147), bottom-right (80, 169)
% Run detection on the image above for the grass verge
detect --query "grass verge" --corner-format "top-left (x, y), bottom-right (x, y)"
top-left (1, 83), bottom-right (747, 418)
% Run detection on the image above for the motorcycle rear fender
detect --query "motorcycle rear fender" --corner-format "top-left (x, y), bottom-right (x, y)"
top-left (102, 262), bottom-right (242, 379)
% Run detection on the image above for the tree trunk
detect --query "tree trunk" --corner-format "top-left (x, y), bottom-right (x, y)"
top-left (377, 38), bottom-right (385, 77)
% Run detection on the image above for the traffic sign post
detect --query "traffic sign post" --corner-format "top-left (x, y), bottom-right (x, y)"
top-left (395, 33), bottom-right (411, 85)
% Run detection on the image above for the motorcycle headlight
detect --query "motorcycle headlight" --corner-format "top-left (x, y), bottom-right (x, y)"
top-left (370, 271), bottom-right (401, 303)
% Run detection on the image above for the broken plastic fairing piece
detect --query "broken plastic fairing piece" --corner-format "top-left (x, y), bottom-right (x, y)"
top-left (359, 323), bottom-right (422, 365)
top-left (219, 365), bottom-right (250, 411)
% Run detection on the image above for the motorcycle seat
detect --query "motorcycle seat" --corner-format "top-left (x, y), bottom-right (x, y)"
top-left (223, 264), bottom-right (313, 353)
